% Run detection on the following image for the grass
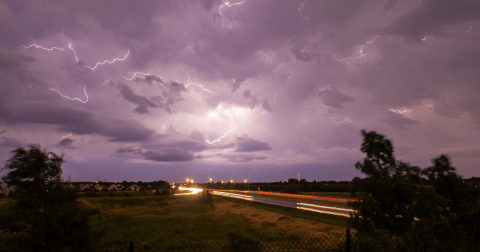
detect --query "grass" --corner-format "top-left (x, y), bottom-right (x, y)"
top-left (82, 195), bottom-right (284, 247)
top-left (219, 196), bottom-right (349, 229)
top-left (1, 192), bottom-right (351, 248)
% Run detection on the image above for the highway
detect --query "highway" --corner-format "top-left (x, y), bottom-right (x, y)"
top-left (208, 190), bottom-right (354, 217)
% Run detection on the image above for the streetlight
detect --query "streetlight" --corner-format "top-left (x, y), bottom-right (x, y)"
top-left (230, 180), bottom-right (234, 190)
top-left (244, 179), bottom-right (249, 191)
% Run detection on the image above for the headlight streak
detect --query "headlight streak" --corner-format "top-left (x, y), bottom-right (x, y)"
top-left (174, 186), bottom-right (203, 196)
top-left (206, 128), bottom-right (236, 144)
top-left (209, 189), bottom-right (354, 217)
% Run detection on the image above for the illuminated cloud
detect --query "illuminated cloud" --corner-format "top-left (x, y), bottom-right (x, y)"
top-left (235, 136), bottom-right (272, 152)
top-left (1, 0), bottom-right (479, 181)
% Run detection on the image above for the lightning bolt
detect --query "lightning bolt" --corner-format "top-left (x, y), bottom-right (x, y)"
top-left (389, 109), bottom-right (413, 114)
top-left (328, 36), bottom-right (379, 62)
top-left (23, 37), bottom-right (129, 71)
top-left (217, 0), bottom-right (246, 29)
top-left (22, 44), bottom-right (65, 51)
top-left (331, 117), bottom-right (352, 123)
top-left (206, 128), bottom-right (235, 144)
top-left (185, 71), bottom-right (215, 93)
top-left (298, 0), bottom-right (309, 20)
top-left (49, 86), bottom-right (89, 103)
top-left (67, 43), bottom-right (129, 70)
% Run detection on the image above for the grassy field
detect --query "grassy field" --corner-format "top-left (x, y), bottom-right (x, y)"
top-left (1, 193), bottom-right (350, 248)
top-left (82, 193), bottom-right (349, 247)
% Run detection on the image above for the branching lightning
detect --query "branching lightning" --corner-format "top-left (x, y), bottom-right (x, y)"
top-left (23, 39), bottom-right (129, 71)
top-left (22, 44), bottom-right (65, 51)
top-left (298, 0), bottom-right (309, 20)
top-left (49, 86), bottom-right (89, 103)
top-left (217, 0), bottom-right (246, 29)
top-left (206, 128), bottom-right (235, 144)
top-left (390, 109), bottom-right (413, 114)
top-left (331, 36), bottom-right (378, 62)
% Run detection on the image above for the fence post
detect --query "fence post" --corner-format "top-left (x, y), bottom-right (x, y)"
top-left (130, 241), bottom-right (133, 252)
top-left (346, 229), bottom-right (351, 252)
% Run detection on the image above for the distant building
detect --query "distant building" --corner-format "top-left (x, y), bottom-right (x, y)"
top-left (107, 184), bottom-right (123, 191)
top-left (0, 182), bottom-right (16, 196)
top-left (127, 184), bottom-right (141, 191)
top-left (78, 184), bottom-right (93, 191)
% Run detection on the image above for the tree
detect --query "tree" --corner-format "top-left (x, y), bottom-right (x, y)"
top-left (1, 144), bottom-right (99, 251)
top-left (350, 130), bottom-right (420, 236)
top-left (350, 130), bottom-right (480, 240)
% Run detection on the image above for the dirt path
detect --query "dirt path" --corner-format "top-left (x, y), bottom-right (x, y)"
top-left (212, 201), bottom-right (345, 236)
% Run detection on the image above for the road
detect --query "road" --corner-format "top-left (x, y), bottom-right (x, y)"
top-left (208, 190), bottom-right (354, 217)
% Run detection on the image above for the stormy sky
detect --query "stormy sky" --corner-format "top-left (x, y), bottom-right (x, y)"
top-left (1, 0), bottom-right (479, 182)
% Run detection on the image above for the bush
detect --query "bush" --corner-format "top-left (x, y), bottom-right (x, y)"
top-left (199, 191), bottom-right (212, 204)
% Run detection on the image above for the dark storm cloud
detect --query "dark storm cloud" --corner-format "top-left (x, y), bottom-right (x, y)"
top-left (1, 137), bottom-right (25, 148)
top-left (433, 102), bottom-right (460, 118)
top-left (381, 0), bottom-right (400, 13)
top-left (117, 83), bottom-right (158, 114)
top-left (0, 48), bottom-right (35, 69)
top-left (379, 0), bottom-right (480, 41)
top-left (11, 103), bottom-right (155, 142)
top-left (381, 111), bottom-right (420, 130)
top-left (242, 89), bottom-right (272, 111)
top-left (56, 137), bottom-right (77, 149)
top-left (303, 0), bottom-right (369, 24)
top-left (319, 87), bottom-right (355, 109)
top-left (116, 146), bottom-right (143, 155)
top-left (142, 149), bottom-right (194, 162)
top-left (134, 75), bottom-right (165, 85)
top-left (235, 136), bottom-right (272, 152)
top-left (57, 138), bottom-right (75, 146)
top-left (127, 77), bottom-right (187, 113)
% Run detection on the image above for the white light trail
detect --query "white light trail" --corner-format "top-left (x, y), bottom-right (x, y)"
top-left (206, 128), bottom-right (235, 144)
top-left (175, 187), bottom-right (203, 195)
top-left (49, 86), bottom-right (89, 103)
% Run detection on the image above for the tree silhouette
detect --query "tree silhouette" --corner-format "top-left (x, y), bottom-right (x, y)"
top-left (1, 144), bottom-right (99, 251)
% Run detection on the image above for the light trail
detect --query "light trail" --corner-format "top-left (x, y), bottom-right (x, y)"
top-left (49, 86), bottom-right (89, 103)
top-left (206, 128), bottom-right (236, 144)
top-left (174, 186), bottom-right (203, 196)
top-left (208, 189), bottom-right (355, 217)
